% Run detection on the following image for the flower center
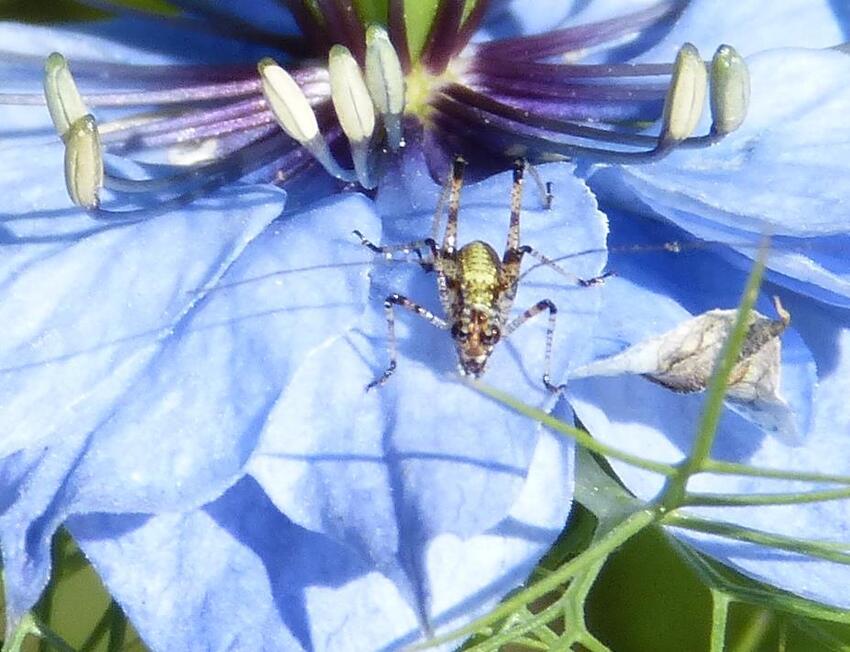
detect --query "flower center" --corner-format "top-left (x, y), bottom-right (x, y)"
top-left (403, 62), bottom-right (462, 124)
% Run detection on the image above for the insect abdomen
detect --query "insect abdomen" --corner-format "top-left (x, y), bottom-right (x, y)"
top-left (458, 241), bottom-right (501, 307)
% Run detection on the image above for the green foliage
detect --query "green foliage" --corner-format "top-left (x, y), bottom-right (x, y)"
top-left (0, 0), bottom-right (174, 23)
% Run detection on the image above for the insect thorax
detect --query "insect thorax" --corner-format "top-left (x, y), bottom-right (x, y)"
top-left (455, 240), bottom-right (502, 311)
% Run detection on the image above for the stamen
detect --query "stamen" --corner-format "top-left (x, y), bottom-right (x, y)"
top-left (470, 59), bottom-right (675, 81)
top-left (329, 44), bottom-right (376, 188)
top-left (75, 79), bottom-right (263, 108)
top-left (658, 43), bottom-right (707, 149)
top-left (135, 111), bottom-right (277, 150)
top-left (44, 52), bottom-right (89, 138)
top-left (100, 97), bottom-right (266, 143)
top-left (94, 133), bottom-right (293, 221)
top-left (435, 71), bottom-right (723, 165)
top-left (709, 44), bottom-right (749, 136)
top-left (64, 115), bottom-right (104, 209)
top-left (258, 56), bottom-right (354, 182)
top-left (365, 25), bottom-right (406, 151)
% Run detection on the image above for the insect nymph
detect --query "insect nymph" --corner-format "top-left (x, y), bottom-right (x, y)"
top-left (356, 156), bottom-right (606, 391)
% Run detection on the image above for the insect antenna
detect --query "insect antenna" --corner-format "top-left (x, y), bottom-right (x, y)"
top-left (187, 258), bottom-right (420, 296)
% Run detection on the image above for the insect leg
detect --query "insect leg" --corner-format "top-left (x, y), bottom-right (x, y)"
top-left (442, 156), bottom-right (466, 254)
top-left (519, 245), bottom-right (613, 287)
top-left (366, 293), bottom-right (449, 391)
top-left (353, 230), bottom-right (439, 271)
top-left (505, 158), bottom-right (525, 255)
top-left (524, 161), bottom-right (553, 210)
top-left (503, 298), bottom-right (565, 393)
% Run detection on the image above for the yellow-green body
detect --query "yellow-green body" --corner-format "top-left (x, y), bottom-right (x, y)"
top-left (456, 241), bottom-right (502, 311)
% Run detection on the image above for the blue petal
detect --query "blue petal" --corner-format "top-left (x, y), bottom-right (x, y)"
top-left (70, 478), bottom-right (402, 652)
top-left (0, 143), bottom-right (376, 620)
top-left (639, 0), bottom-right (848, 59)
top-left (592, 170), bottom-right (850, 308)
top-left (71, 433), bottom-right (573, 651)
top-left (0, 16), bottom-right (276, 67)
top-left (0, 183), bottom-right (283, 620)
top-left (164, 0), bottom-right (299, 38)
top-left (248, 154), bottom-right (604, 625)
top-left (617, 49), bottom-right (850, 238)
top-left (566, 210), bottom-right (850, 609)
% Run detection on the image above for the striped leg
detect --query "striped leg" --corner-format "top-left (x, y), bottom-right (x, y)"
top-left (366, 293), bottom-right (449, 390)
top-left (353, 230), bottom-right (438, 270)
top-left (505, 158), bottom-right (525, 255)
top-left (520, 245), bottom-right (613, 287)
top-left (503, 298), bottom-right (565, 393)
top-left (442, 156), bottom-right (466, 253)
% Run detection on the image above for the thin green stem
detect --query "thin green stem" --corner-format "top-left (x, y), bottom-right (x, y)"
top-left (561, 560), bottom-right (609, 652)
top-left (684, 485), bottom-right (850, 507)
top-left (466, 379), bottom-right (678, 477)
top-left (664, 513), bottom-right (850, 565)
top-left (462, 596), bottom-right (567, 652)
top-left (702, 459), bottom-right (850, 486)
top-left (106, 600), bottom-right (127, 652)
top-left (670, 537), bottom-right (850, 625)
top-left (791, 618), bottom-right (850, 651)
top-left (408, 509), bottom-right (657, 650)
top-left (80, 601), bottom-right (123, 652)
top-left (731, 609), bottom-right (774, 652)
top-left (2, 614), bottom-right (35, 652)
top-left (661, 251), bottom-right (765, 509)
top-left (709, 591), bottom-right (731, 652)
top-left (28, 615), bottom-right (77, 652)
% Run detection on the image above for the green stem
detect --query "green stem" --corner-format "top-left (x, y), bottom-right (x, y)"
top-left (663, 513), bottom-right (850, 565)
top-left (28, 615), bottom-right (77, 652)
top-left (106, 600), bottom-right (127, 652)
top-left (661, 252), bottom-right (765, 509)
top-left (80, 601), bottom-right (124, 652)
top-left (702, 459), bottom-right (850, 486)
top-left (467, 379), bottom-right (678, 477)
top-left (2, 614), bottom-right (35, 652)
top-left (684, 485), bottom-right (850, 507)
top-left (730, 609), bottom-right (774, 652)
top-left (462, 597), bottom-right (567, 652)
top-left (670, 537), bottom-right (850, 624)
top-left (709, 591), bottom-right (731, 652)
top-left (410, 509), bottom-right (657, 650)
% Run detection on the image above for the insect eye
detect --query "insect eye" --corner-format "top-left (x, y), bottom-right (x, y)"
top-left (482, 327), bottom-right (501, 345)
top-left (451, 323), bottom-right (469, 342)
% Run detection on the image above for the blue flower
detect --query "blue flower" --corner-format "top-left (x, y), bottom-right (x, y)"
top-left (0, 1), bottom-right (849, 650)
